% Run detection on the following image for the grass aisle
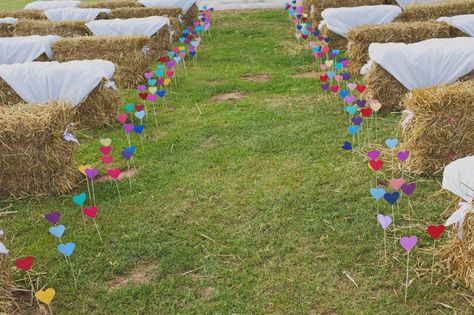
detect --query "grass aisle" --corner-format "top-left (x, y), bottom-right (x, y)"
top-left (1, 8), bottom-right (468, 314)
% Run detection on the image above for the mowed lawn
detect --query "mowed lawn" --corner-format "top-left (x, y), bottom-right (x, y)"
top-left (0, 4), bottom-right (470, 314)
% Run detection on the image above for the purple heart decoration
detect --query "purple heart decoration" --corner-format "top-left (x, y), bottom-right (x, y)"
top-left (367, 151), bottom-right (380, 160)
top-left (400, 236), bottom-right (417, 252)
top-left (321, 84), bottom-right (329, 91)
top-left (148, 94), bottom-right (157, 102)
top-left (351, 116), bottom-right (363, 125)
top-left (341, 60), bottom-right (349, 67)
top-left (377, 214), bottom-right (392, 230)
top-left (121, 150), bottom-right (133, 161)
top-left (123, 124), bottom-right (134, 134)
top-left (401, 183), bottom-right (416, 196)
top-left (45, 211), bottom-right (61, 225)
top-left (397, 150), bottom-right (410, 162)
top-left (356, 100), bottom-right (366, 108)
top-left (85, 168), bottom-right (98, 180)
top-left (137, 85), bottom-right (146, 92)
top-left (329, 53), bottom-right (336, 59)
top-left (144, 72), bottom-right (153, 79)
top-left (342, 73), bottom-right (351, 81)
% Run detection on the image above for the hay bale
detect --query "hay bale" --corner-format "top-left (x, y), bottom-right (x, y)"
top-left (366, 64), bottom-right (474, 113)
top-left (397, 0), bottom-right (474, 22)
top-left (320, 25), bottom-right (348, 51)
top-left (304, 0), bottom-right (395, 21)
top-left (439, 209), bottom-right (474, 291)
top-left (13, 19), bottom-right (91, 37)
top-left (80, 0), bottom-right (139, 9)
top-left (0, 252), bottom-right (14, 313)
top-left (0, 78), bottom-right (120, 129)
top-left (399, 81), bottom-right (474, 175)
top-left (182, 3), bottom-right (198, 27)
top-left (0, 23), bottom-right (14, 37)
top-left (0, 9), bottom-right (45, 20)
top-left (347, 21), bottom-right (459, 75)
top-left (0, 102), bottom-right (79, 198)
top-left (106, 6), bottom-right (181, 19)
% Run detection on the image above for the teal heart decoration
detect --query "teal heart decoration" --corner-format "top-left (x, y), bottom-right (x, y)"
top-left (148, 79), bottom-right (157, 86)
top-left (348, 125), bottom-right (359, 136)
top-left (385, 138), bottom-right (399, 149)
top-left (173, 56), bottom-right (181, 63)
top-left (49, 225), bottom-right (65, 238)
top-left (58, 242), bottom-right (75, 257)
top-left (335, 63), bottom-right (343, 70)
top-left (155, 70), bottom-right (163, 77)
top-left (312, 46), bottom-right (321, 52)
top-left (370, 188), bottom-right (385, 201)
top-left (134, 111), bottom-right (145, 120)
top-left (179, 37), bottom-right (185, 43)
top-left (124, 104), bottom-right (134, 113)
top-left (344, 106), bottom-right (357, 116)
top-left (327, 72), bottom-right (335, 79)
top-left (156, 65), bottom-right (165, 71)
top-left (167, 51), bottom-right (175, 58)
top-left (72, 193), bottom-right (86, 206)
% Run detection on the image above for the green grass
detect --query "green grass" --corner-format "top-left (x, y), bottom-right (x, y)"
top-left (0, 6), bottom-right (471, 314)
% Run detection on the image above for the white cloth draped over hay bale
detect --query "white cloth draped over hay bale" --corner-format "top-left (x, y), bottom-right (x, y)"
top-left (85, 15), bottom-right (169, 37)
top-left (0, 102), bottom-right (79, 198)
top-left (0, 17), bottom-right (17, 24)
top-left (395, 0), bottom-right (441, 8)
top-left (364, 37), bottom-right (474, 112)
top-left (319, 5), bottom-right (402, 49)
top-left (25, 1), bottom-right (80, 11)
top-left (438, 14), bottom-right (474, 37)
top-left (44, 8), bottom-right (111, 22)
top-left (0, 35), bottom-right (60, 64)
top-left (0, 60), bottom-right (120, 128)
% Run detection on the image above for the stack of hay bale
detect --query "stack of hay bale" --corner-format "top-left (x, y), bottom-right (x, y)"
top-left (0, 34), bottom-right (61, 63)
top-left (0, 17), bottom-right (16, 37)
top-left (303, 0), bottom-right (395, 22)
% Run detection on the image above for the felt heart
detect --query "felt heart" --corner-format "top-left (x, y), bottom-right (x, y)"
top-left (134, 125), bottom-right (145, 134)
top-left (135, 104), bottom-right (145, 112)
top-left (148, 79), bottom-right (157, 86)
top-left (125, 146), bottom-right (136, 155)
top-left (137, 85), bottom-right (146, 92)
top-left (167, 51), bottom-right (175, 58)
top-left (325, 60), bottom-right (333, 67)
top-left (335, 63), bottom-right (343, 71)
top-left (172, 47), bottom-right (179, 54)
top-left (72, 193), bottom-right (86, 206)
top-left (116, 114), bottom-right (128, 124)
top-left (302, 34), bottom-right (308, 40)
top-left (157, 90), bottom-right (166, 98)
top-left (167, 61), bottom-right (176, 69)
top-left (347, 83), bottom-right (357, 91)
top-left (370, 188), bottom-right (385, 201)
top-left (385, 138), bottom-right (399, 149)
top-left (341, 60), bottom-right (349, 67)
top-left (157, 78), bottom-right (165, 86)
top-left (329, 53), bottom-right (337, 59)
top-left (15, 256), bottom-right (34, 271)
top-left (148, 94), bottom-right (157, 102)
top-left (124, 104), bottom-right (134, 113)
top-left (135, 111), bottom-right (145, 120)
top-left (340, 90), bottom-right (349, 98)
top-left (49, 225), bottom-right (65, 238)
top-left (35, 288), bottom-right (55, 305)
top-left (321, 84), bottom-right (329, 90)
top-left (356, 100), bottom-right (366, 108)
top-left (389, 178), bottom-right (405, 190)
top-left (0, 242), bottom-right (7, 254)
top-left (427, 225), bottom-right (445, 240)
top-left (361, 108), bottom-right (373, 118)
top-left (166, 71), bottom-right (174, 78)
top-left (370, 101), bottom-right (382, 112)
top-left (401, 183), bottom-right (416, 196)
top-left (319, 75), bottom-right (328, 83)
top-left (144, 72), bottom-right (153, 79)
top-left (345, 106), bottom-right (357, 116)
top-left (352, 116), bottom-right (363, 125)
top-left (342, 141), bottom-right (352, 151)
top-left (383, 192), bottom-right (400, 205)
top-left (99, 138), bottom-right (111, 146)
top-left (190, 51), bottom-right (196, 57)
top-left (324, 37), bottom-right (331, 43)
top-left (45, 212), bottom-right (61, 225)
top-left (400, 236), bottom-right (417, 252)
top-left (356, 85), bottom-right (366, 93)
top-left (159, 56), bottom-right (167, 62)
top-left (377, 214), bottom-right (392, 229)
top-left (344, 96), bottom-right (355, 105)
top-left (397, 150), bottom-right (410, 162)
top-left (179, 52), bottom-right (186, 59)
top-left (78, 165), bottom-right (92, 176)
top-left (327, 72), bottom-right (335, 79)
top-left (121, 151), bottom-right (132, 161)
top-left (330, 86), bottom-right (339, 93)
top-left (139, 93), bottom-right (148, 100)
top-left (107, 168), bottom-right (121, 179)
top-left (123, 124), bottom-right (134, 134)
top-left (85, 168), bottom-right (98, 180)
top-left (100, 146), bottom-right (112, 155)
top-left (164, 79), bottom-right (171, 86)
top-left (368, 160), bottom-right (383, 171)
top-left (58, 242), bottom-right (75, 257)
top-left (154, 70), bottom-right (163, 77)
top-left (317, 52), bottom-right (325, 58)
top-left (83, 206), bottom-right (98, 219)
top-left (101, 155), bottom-right (113, 165)
top-left (334, 75), bottom-right (343, 83)
top-left (367, 151), bottom-right (380, 160)
top-left (348, 125), bottom-right (359, 136)
top-left (321, 46), bottom-right (330, 53)
top-left (342, 73), bottom-right (351, 81)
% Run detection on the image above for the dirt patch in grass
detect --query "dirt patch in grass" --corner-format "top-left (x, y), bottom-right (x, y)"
top-left (95, 168), bottom-right (137, 183)
top-left (208, 80), bottom-right (225, 86)
top-left (241, 73), bottom-right (270, 82)
top-left (109, 263), bottom-right (157, 290)
top-left (291, 72), bottom-right (322, 79)
top-left (201, 287), bottom-right (215, 300)
top-left (209, 92), bottom-right (246, 103)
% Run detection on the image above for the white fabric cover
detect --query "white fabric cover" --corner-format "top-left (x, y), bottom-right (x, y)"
top-left (0, 17), bottom-right (17, 24)
top-left (86, 16), bottom-right (170, 37)
top-left (44, 8), bottom-right (111, 22)
top-left (318, 5), bottom-right (402, 38)
top-left (138, 0), bottom-right (196, 13)
top-left (0, 60), bottom-right (115, 107)
top-left (395, 0), bottom-right (440, 8)
top-left (24, 1), bottom-right (80, 11)
top-left (366, 38), bottom-right (474, 90)
top-left (438, 14), bottom-right (474, 37)
top-left (0, 35), bottom-right (61, 64)
top-left (443, 156), bottom-right (474, 203)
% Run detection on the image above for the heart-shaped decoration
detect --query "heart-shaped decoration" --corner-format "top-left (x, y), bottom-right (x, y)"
top-left (356, 85), bottom-right (366, 93)
top-left (135, 104), bottom-right (145, 112)
top-left (347, 83), bottom-right (357, 91)
top-left (139, 93), bottom-right (148, 100)
top-left (164, 79), bottom-right (171, 86)
top-left (159, 56), bottom-right (167, 62)
top-left (344, 96), bottom-right (355, 105)
top-left (99, 138), bottom-right (112, 146)
top-left (99, 146), bottom-right (112, 155)
top-left (35, 288), bottom-right (55, 305)
top-left (401, 183), bottom-right (416, 196)
top-left (158, 90), bottom-right (166, 98)
top-left (352, 116), bottom-right (363, 125)
top-left (356, 99), bottom-right (366, 108)
top-left (45, 212), bottom-right (61, 225)
top-left (369, 101), bottom-right (382, 112)
top-left (377, 214), bottom-right (392, 229)
top-left (49, 225), bottom-right (65, 238)
top-left (344, 106), bottom-right (357, 116)
top-left (389, 178), bottom-right (405, 190)
top-left (348, 125), bottom-right (359, 136)
top-left (85, 168), bottom-right (98, 180)
top-left (330, 86), bottom-right (339, 93)
top-left (361, 108), bottom-right (373, 118)
top-left (341, 60), bottom-right (349, 67)
top-left (368, 160), bottom-right (383, 171)
top-left (427, 225), bottom-right (445, 240)
top-left (327, 71), bottom-right (335, 79)
top-left (101, 155), bottom-right (113, 165)
top-left (370, 188), bottom-right (385, 201)
top-left (325, 60), bottom-right (333, 67)
top-left (107, 168), bottom-right (121, 179)
top-left (121, 151), bottom-right (132, 161)
top-left (383, 192), bottom-right (400, 205)
top-left (342, 141), bottom-right (352, 151)
top-left (321, 46), bottom-right (330, 53)
top-left (144, 72), bottom-right (153, 79)
top-left (320, 64), bottom-right (328, 71)
top-left (134, 125), bottom-right (145, 135)
top-left (397, 150), bottom-right (410, 162)
top-left (385, 138), bottom-right (399, 149)
top-left (321, 84), bottom-right (329, 91)
top-left (340, 90), bottom-right (349, 98)
top-left (400, 236), bottom-right (417, 252)
top-left (15, 256), bottom-right (34, 271)
top-left (57, 242), bottom-right (75, 257)
top-left (83, 206), bottom-right (98, 219)
top-left (124, 104), bottom-right (134, 113)
top-left (137, 85), bottom-right (146, 92)
top-left (166, 71), bottom-right (174, 78)
top-left (78, 164), bottom-right (93, 176)
top-left (72, 193), bottom-right (86, 206)
top-left (123, 124), bottom-right (134, 134)
top-left (149, 86), bottom-right (157, 94)
top-left (319, 75), bottom-right (328, 83)
top-left (116, 114), bottom-right (128, 124)
top-left (135, 111), bottom-right (145, 120)
top-left (148, 79), bottom-right (157, 87)
top-left (367, 151), bottom-right (380, 160)
top-left (334, 75), bottom-right (343, 83)
top-left (148, 94), bottom-right (157, 102)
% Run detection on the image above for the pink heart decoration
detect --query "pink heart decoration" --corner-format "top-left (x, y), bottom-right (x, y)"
top-left (148, 94), bottom-right (157, 102)
top-left (389, 178), bottom-right (405, 190)
top-left (320, 64), bottom-right (327, 71)
top-left (347, 83), bottom-right (357, 91)
top-left (116, 114), bottom-right (128, 124)
top-left (144, 72), bottom-right (153, 79)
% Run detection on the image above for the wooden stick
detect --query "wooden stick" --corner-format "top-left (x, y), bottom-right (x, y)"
top-left (404, 252), bottom-right (410, 303)
top-left (93, 219), bottom-right (103, 242)
top-left (115, 180), bottom-right (122, 203)
top-left (431, 240), bottom-right (436, 284)
top-left (91, 179), bottom-right (96, 206)
top-left (66, 257), bottom-right (77, 287)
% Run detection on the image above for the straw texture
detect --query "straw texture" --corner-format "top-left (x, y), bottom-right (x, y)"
top-left (397, 0), bottom-right (474, 22)
top-left (13, 19), bottom-right (91, 37)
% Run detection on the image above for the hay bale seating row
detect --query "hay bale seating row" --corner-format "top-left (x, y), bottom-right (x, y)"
top-left (0, 102), bottom-right (79, 198)
top-left (347, 21), bottom-right (468, 75)
top-left (303, 0), bottom-right (395, 22)
top-left (399, 81), bottom-right (474, 175)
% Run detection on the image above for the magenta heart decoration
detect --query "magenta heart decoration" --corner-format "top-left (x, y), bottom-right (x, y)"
top-left (144, 72), bottom-right (153, 79)
top-left (167, 61), bottom-right (176, 69)
top-left (148, 94), bottom-right (157, 102)
top-left (45, 211), bottom-right (61, 225)
top-left (367, 151), bottom-right (380, 160)
top-left (157, 78), bottom-right (165, 86)
top-left (85, 168), bottom-right (98, 180)
top-left (400, 236), bottom-right (417, 252)
top-left (344, 96), bottom-right (355, 105)
top-left (137, 85), bottom-right (146, 92)
top-left (341, 60), bottom-right (349, 67)
top-left (377, 214), bottom-right (392, 230)
top-left (397, 150), bottom-right (410, 162)
top-left (123, 124), bottom-right (134, 134)
top-left (401, 183), bottom-right (416, 196)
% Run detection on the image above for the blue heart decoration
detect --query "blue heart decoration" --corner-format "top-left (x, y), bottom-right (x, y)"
top-left (340, 90), bottom-right (349, 98)
top-left (385, 138), bottom-right (399, 149)
top-left (312, 46), bottom-right (321, 52)
top-left (331, 49), bottom-right (340, 55)
top-left (296, 25), bottom-right (302, 30)
top-left (384, 192), bottom-right (400, 205)
top-left (324, 37), bottom-right (331, 43)
top-left (72, 193), bottom-right (86, 206)
top-left (335, 63), bottom-right (343, 70)
top-left (327, 72), bottom-right (335, 79)
top-left (348, 125), bottom-right (359, 136)
top-left (370, 188), bottom-right (385, 201)
top-left (125, 145), bottom-right (136, 155)
top-left (148, 79), bottom-right (157, 86)
top-left (155, 70), bottom-right (164, 77)
top-left (313, 31), bottom-right (320, 36)
top-left (58, 242), bottom-right (75, 257)
top-left (49, 225), bottom-right (65, 238)
top-left (342, 141), bottom-right (352, 151)
top-left (344, 106), bottom-right (357, 116)
top-left (134, 125), bottom-right (145, 135)
top-left (157, 90), bottom-right (166, 98)
top-left (190, 51), bottom-right (196, 57)
top-left (179, 37), bottom-right (185, 43)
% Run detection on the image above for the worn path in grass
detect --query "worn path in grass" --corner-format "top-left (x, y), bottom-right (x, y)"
top-left (0, 7), bottom-right (470, 314)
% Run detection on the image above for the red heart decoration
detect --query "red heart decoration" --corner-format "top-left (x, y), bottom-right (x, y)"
top-left (107, 168), bottom-right (121, 179)
top-left (302, 17), bottom-right (307, 22)
top-left (159, 56), bottom-right (167, 62)
top-left (330, 86), bottom-right (339, 93)
top-left (302, 34), bottom-right (308, 40)
top-left (116, 114), bottom-right (128, 124)
top-left (166, 71), bottom-right (174, 78)
top-left (356, 85), bottom-right (366, 93)
top-left (135, 104), bottom-right (145, 112)
top-left (83, 206), bottom-right (98, 219)
top-left (427, 225), bottom-right (445, 240)
top-left (361, 108), bottom-right (373, 118)
top-left (101, 155), bottom-right (113, 165)
top-left (99, 146), bottom-right (112, 155)
top-left (319, 75), bottom-right (328, 83)
top-left (16, 256), bottom-right (34, 271)
top-left (138, 93), bottom-right (148, 100)
top-left (368, 160), bottom-right (383, 171)
top-left (187, 35), bottom-right (193, 40)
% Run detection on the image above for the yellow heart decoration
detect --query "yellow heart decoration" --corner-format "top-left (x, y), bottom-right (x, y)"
top-left (179, 46), bottom-right (185, 51)
top-left (164, 79), bottom-right (171, 86)
top-left (35, 288), bottom-right (55, 305)
top-left (99, 138), bottom-right (112, 146)
top-left (149, 87), bottom-right (157, 94)
top-left (78, 164), bottom-right (93, 176)
top-left (325, 60), bottom-right (333, 67)
top-left (370, 102), bottom-right (382, 112)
